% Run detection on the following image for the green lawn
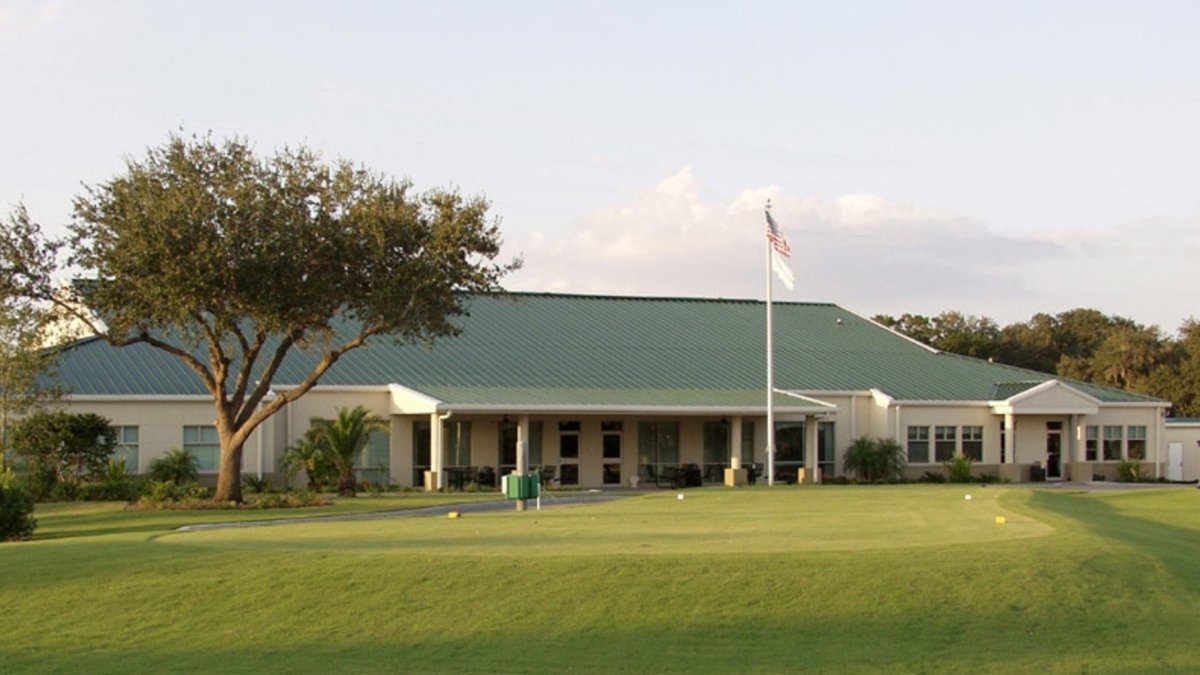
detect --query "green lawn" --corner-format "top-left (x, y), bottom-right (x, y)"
top-left (2, 486), bottom-right (1198, 673)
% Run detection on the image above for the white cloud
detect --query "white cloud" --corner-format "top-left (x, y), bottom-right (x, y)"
top-left (503, 168), bottom-right (1200, 332)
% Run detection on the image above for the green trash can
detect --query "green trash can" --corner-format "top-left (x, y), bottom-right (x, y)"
top-left (504, 473), bottom-right (540, 500)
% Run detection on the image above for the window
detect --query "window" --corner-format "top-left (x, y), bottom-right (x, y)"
top-left (183, 425), bottom-right (219, 472)
top-left (774, 422), bottom-right (805, 484)
top-left (499, 421), bottom-right (542, 472)
top-left (934, 426), bottom-right (957, 462)
top-left (703, 421), bottom-right (730, 482)
top-left (638, 421), bottom-right (679, 484)
top-left (413, 421), bottom-right (431, 486)
top-left (961, 426), bottom-right (983, 461)
top-left (1085, 426), bottom-right (1098, 462)
top-left (818, 422), bottom-right (836, 478)
top-left (1127, 426), bottom-right (1147, 460)
top-left (907, 426), bottom-right (930, 464)
top-left (445, 421), bottom-right (472, 466)
top-left (114, 426), bottom-right (139, 472)
top-left (559, 421), bottom-right (580, 460)
top-left (602, 421), bottom-right (621, 486)
top-left (601, 421), bottom-right (622, 459)
top-left (557, 421), bottom-right (580, 485)
top-left (1102, 426), bottom-right (1122, 461)
top-left (355, 429), bottom-right (390, 485)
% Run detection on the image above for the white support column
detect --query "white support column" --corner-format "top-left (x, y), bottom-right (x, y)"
top-left (730, 416), bottom-right (743, 470)
top-left (428, 412), bottom-right (444, 491)
top-left (1004, 413), bottom-right (1015, 464)
top-left (516, 415), bottom-right (530, 512)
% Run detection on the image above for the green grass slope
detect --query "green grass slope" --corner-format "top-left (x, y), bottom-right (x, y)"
top-left (1, 486), bottom-right (1197, 673)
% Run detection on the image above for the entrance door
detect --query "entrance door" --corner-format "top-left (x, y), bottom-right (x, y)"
top-left (1168, 442), bottom-right (1184, 482)
top-left (1046, 422), bottom-right (1063, 480)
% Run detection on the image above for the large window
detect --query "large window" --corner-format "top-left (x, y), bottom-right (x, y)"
top-left (355, 429), bottom-right (390, 485)
top-left (1127, 426), bottom-right (1147, 460)
top-left (557, 421), bottom-right (579, 485)
top-left (934, 426), bottom-right (957, 462)
top-left (961, 426), bottom-right (983, 461)
top-left (638, 422), bottom-right (679, 484)
top-left (703, 421), bottom-right (731, 483)
top-left (1102, 426), bottom-right (1122, 461)
top-left (499, 421), bottom-right (542, 473)
top-left (907, 426), bottom-right (930, 464)
top-left (774, 422), bottom-right (805, 483)
top-left (601, 421), bottom-right (622, 485)
top-left (413, 421), bottom-right (431, 486)
top-left (818, 421), bottom-right (835, 478)
top-left (1085, 426), bottom-right (1098, 462)
top-left (445, 421), bottom-right (472, 466)
top-left (114, 426), bottom-right (139, 472)
top-left (183, 425), bottom-right (219, 472)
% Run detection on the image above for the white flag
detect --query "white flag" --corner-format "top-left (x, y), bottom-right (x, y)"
top-left (765, 210), bottom-right (794, 290)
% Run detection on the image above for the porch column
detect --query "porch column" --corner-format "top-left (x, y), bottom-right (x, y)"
top-left (428, 412), bottom-right (444, 491)
top-left (730, 416), bottom-right (743, 469)
top-left (516, 414), bottom-right (530, 512)
top-left (1069, 414), bottom-right (1093, 482)
top-left (1068, 414), bottom-right (1079, 463)
top-left (1004, 413), bottom-right (1015, 464)
top-left (804, 414), bottom-right (820, 484)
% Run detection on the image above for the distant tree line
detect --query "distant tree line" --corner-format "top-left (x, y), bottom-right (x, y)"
top-left (872, 309), bottom-right (1200, 417)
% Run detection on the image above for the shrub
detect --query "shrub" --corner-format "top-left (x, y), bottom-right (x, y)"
top-left (842, 437), bottom-right (907, 482)
top-left (1117, 459), bottom-right (1143, 483)
top-left (920, 471), bottom-right (947, 483)
top-left (8, 411), bottom-right (117, 490)
top-left (148, 449), bottom-right (200, 486)
top-left (242, 475), bottom-right (271, 494)
top-left (0, 484), bottom-right (37, 541)
top-left (944, 455), bottom-right (974, 483)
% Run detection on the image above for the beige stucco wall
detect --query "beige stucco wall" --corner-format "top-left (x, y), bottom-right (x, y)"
top-left (1164, 424), bottom-right (1200, 482)
top-left (53, 388), bottom-right (1172, 488)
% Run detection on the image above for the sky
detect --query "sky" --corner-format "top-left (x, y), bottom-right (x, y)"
top-left (2, 0), bottom-right (1198, 332)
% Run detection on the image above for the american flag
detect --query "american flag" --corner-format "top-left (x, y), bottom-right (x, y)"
top-left (765, 210), bottom-right (791, 258)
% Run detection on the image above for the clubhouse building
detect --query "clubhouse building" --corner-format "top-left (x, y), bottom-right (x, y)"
top-left (51, 293), bottom-right (1184, 488)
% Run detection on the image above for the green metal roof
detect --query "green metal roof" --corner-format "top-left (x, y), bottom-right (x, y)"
top-left (51, 292), bottom-right (1164, 405)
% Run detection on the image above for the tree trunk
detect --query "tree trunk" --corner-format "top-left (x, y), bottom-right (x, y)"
top-left (214, 441), bottom-right (245, 502)
top-left (337, 469), bottom-right (357, 497)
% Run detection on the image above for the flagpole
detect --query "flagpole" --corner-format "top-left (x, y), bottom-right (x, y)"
top-left (765, 200), bottom-right (776, 487)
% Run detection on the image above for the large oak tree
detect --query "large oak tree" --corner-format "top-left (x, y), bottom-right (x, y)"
top-left (1, 133), bottom-right (517, 501)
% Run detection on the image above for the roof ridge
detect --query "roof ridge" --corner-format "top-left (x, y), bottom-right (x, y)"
top-left (494, 290), bottom-right (839, 307)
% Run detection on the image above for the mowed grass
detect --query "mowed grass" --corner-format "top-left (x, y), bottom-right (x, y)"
top-left (2, 486), bottom-right (1198, 673)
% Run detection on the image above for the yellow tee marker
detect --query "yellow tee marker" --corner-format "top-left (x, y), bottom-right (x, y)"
top-left (448, 511), bottom-right (461, 519)
top-left (994, 516), bottom-right (1006, 525)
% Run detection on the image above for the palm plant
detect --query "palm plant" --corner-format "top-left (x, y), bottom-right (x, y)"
top-left (148, 448), bottom-right (199, 486)
top-left (842, 437), bottom-right (906, 482)
top-left (279, 427), bottom-right (336, 491)
top-left (309, 406), bottom-right (388, 497)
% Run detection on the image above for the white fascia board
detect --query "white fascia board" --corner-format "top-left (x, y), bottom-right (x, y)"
top-left (775, 390), bottom-right (839, 410)
top-left (388, 384), bottom-right (444, 415)
top-left (889, 400), bottom-right (991, 407)
top-left (1007, 379), bottom-right (1105, 407)
top-left (870, 388), bottom-right (895, 407)
top-left (991, 404), bottom-right (1100, 416)
top-left (862, 315), bottom-right (941, 354)
top-left (414, 404), bottom-right (837, 416)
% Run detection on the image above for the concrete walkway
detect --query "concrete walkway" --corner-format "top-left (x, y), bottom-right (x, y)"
top-left (176, 492), bottom-right (626, 532)
top-left (1033, 480), bottom-right (1198, 492)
